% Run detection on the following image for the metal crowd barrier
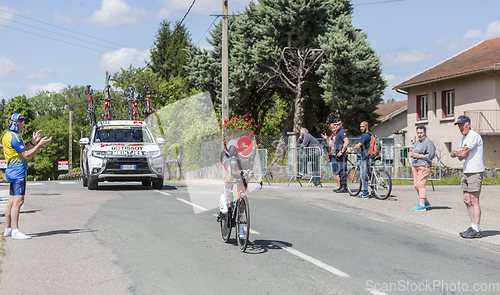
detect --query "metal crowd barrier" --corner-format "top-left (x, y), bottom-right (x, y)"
top-left (392, 146), bottom-right (442, 190)
top-left (255, 148), bottom-right (271, 185)
top-left (287, 146), bottom-right (322, 187)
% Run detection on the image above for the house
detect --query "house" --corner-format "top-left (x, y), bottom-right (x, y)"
top-left (371, 100), bottom-right (408, 145)
top-left (394, 37), bottom-right (500, 168)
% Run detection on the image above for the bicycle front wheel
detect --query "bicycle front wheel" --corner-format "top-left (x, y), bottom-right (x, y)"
top-left (219, 209), bottom-right (231, 243)
top-left (372, 169), bottom-right (392, 200)
top-left (236, 195), bottom-right (250, 252)
top-left (347, 167), bottom-right (361, 197)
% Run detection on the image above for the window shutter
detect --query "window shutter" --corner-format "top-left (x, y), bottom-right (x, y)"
top-left (441, 91), bottom-right (446, 118)
top-left (416, 96), bottom-right (421, 121)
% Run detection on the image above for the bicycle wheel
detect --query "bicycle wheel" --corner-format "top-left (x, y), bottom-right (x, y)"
top-left (347, 167), bottom-right (361, 197)
top-left (372, 169), bottom-right (392, 200)
top-left (236, 195), bottom-right (250, 252)
top-left (219, 208), bottom-right (232, 243)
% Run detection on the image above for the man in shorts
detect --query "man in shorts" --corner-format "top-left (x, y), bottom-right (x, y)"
top-left (451, 115), bottom-right (484, 239)
top-left (3, 113), bottom-right (52, 240)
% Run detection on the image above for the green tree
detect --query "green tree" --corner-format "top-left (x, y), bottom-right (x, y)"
top-left (150, 20), bottom-right (193, 81)
top-left (317, 13), bottom-right (386, 136)
top-left (2, 95), bottom-right (36, 139)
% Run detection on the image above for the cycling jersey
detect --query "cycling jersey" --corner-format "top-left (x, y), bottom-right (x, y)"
top-left (2, 131), bottom-right (28, 182)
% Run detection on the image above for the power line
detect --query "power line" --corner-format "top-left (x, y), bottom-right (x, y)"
top-left (0, 23), bottom-right (147, 64)
top-left (196, 16), bottom-right (219, 47)
top-left (0, 7), bottom-right (129, 48)
top-left (127, 0), bottom-right (197, 80)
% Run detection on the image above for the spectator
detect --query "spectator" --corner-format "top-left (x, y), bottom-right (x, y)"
top-left (3, 113), bottom-right (52, 240)
top-left (409, 125), bottom-right (436, 211)
top-left (451, 115), bottom-right (484, 239)
top-left (332, 118), bottom-right (349, 193)
top-left (347, 121), bottom-right (371, 198)
top-left (297, 128), bottom-right (321, 186)
top-left (322, 123), bottom-right (340, 191)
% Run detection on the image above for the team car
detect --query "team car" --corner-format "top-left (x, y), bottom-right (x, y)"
top-left (79, 120), bottom-right (165, 190)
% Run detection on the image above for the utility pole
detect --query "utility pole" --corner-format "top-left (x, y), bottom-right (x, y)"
top-left (69, 111), bottom-right (72, 172)
top-left (106, 71), bottom-right (109, 86)
top-left (221, 0), bottom-right (229, 122)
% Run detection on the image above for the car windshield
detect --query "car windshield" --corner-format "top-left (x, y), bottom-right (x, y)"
top-left (94, 126), bottom-right (154, 143)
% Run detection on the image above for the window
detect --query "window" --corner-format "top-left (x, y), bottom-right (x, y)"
top-left (416, 95), bottom-right (428, 120)
top-left (442, 90), bottom-right (454, 117)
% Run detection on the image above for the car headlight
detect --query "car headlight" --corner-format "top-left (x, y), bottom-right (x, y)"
top-left (92, 150), bottom-right (108, 158)
top-left (148, 150), bottom-right (161, 158)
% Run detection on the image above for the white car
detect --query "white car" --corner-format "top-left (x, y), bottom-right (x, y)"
top-left (79, 120), bottom-right (165, 190)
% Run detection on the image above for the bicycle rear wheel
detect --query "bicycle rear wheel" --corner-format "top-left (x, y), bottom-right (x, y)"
top-left (219, 209), bottom-right (232, 243)
top-left (236, 195), bottom-right (250, 252)
top-left (372, 169), bottom-right (392, 200)
top-left (347, 167), bottom-right (361, 197)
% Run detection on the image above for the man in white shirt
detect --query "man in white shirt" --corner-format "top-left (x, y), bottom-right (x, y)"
top-left (451, 115), bottom-right (484, 239)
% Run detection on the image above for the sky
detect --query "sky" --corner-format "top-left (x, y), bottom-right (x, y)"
top-left (1, 0), bottom-right (500, 103)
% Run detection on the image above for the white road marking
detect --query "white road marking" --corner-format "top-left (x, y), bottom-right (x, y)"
top-left (367, 289), bottom-right (388, 295)
top-left (154, 190), bottom-right (170, 196)
top-left (57, 181), bottom-right (77, 184)
top-left (177, 198), bottom-right (208, 212)
top-left (27, 183), bottom-right (45, 186)
top-left (270, 241), bottom-right (350, 278)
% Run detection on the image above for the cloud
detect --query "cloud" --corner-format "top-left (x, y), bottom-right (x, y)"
top-left (0, 5), bottom-right (16, 29)
top-left (87, 0), bottom-right (151, 27)
top-left (0, 56), bottom-right (17, 78)
top-left (485, 20), bottom-right (500, 39)
top-left (25, 82), bottom-right (67, 98)
top-left (27, 68), bottom-right (55, 80)
top-left (54, 10), bottom-right (76, 25)
top-left (98, 47), bottom-right (150, 73)
top-left (382, 72), bottom-right (422, 101)
top-left (0, 90), bottom-right (6, 100)
top-left (382, 49), bottom-right (433, 66)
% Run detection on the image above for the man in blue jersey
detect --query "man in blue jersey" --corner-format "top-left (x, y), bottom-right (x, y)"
top-left (3, 113), bottom-right (52, 240)
top-left (348, 121), bottom-right (372, 198)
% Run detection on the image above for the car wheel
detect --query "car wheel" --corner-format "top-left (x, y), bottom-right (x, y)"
top-left (152, 178), bottom-right (163, 189)
top-left (88, 178), bottom-right (98, 190)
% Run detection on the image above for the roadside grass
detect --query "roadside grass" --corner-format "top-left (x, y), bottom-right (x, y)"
top-left (1, 232), bottom-right (5, 258)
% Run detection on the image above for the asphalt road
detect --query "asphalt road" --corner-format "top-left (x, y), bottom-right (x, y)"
top-left (1, 180), bottom-right (500, 294)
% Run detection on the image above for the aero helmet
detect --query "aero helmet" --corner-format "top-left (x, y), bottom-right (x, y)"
top-left (236, 136), bottom-right (254, 158)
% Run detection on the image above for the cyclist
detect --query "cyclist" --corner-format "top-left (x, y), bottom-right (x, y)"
top-left (347, 121), bottom-right (371, 198)
top-left (219, 136), bottom-right (256, 237)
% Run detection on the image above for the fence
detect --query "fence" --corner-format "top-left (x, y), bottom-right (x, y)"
top-left (255, 149), bottom-right (270, 184)
top-left (392, 146), bottom-right (442, 182)
top-left (287, 146), bottom-right (322, 187)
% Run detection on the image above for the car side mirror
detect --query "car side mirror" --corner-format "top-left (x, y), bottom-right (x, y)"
top-left (156, 138), bottom-right (166, 145)
top-left (79, 138), bottom-right (89, 145)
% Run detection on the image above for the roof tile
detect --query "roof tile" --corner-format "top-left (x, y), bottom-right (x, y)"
top-left (395, 37), bottom-right (500, 90)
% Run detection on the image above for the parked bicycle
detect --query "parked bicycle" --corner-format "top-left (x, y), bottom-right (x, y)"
top-left (217, 170), bottom-right (260, 252)
top-left (103, 85), bottom-right (115, 121)
top-left (143, 86), bottom-right (154, 118)
top-left (128, 87), bottom-right (140, 120)
top-left (86, 85), bottom-right (97, 126)
top-left (346, 152), bottom-right (392, 199)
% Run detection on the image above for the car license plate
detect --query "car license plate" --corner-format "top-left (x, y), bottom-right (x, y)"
top-left (121, 165), bottom-right (136, 170)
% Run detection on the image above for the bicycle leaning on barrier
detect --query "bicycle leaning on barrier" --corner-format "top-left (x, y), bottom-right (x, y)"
top-left (346, 152), bottom-right (392, 199)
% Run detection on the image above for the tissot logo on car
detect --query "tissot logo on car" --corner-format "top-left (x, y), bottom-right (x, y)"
top-left (111, 146), bottom-right (144, 151)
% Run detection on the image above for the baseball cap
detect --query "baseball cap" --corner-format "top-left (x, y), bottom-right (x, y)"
top-left (333, 118), bottom-right (341, 123)
top-left (11, 113), bottom-right (25, 122)
top-left (454, 115), bottom-right (470, 125)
